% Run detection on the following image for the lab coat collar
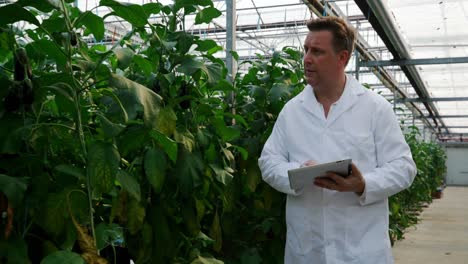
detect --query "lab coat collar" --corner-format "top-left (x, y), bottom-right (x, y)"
top-left (299, 74), bottom-right (366, 125)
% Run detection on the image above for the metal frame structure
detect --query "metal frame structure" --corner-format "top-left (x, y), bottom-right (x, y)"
top-left (302, 0), bottom-right (440, 139)
top-left (6, 0), bottom-right (467, 142)
top-left (354, 0), bottom-right (449, 136)
top-left (360, 57), bottom-right (468, 67)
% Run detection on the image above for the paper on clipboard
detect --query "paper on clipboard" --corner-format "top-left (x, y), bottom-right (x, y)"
top-left (288, 159), bottom-right (352, 190)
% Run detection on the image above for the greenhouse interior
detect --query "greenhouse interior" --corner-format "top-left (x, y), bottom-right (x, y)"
top-left (0, 0), bottom-right (467, 263)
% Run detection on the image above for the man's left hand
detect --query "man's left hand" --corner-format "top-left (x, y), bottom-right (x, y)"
top-left (314, 163), bottom-right (365, 195)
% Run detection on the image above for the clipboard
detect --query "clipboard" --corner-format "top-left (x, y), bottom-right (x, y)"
top-left (288, 159), bottom-right (352, 190)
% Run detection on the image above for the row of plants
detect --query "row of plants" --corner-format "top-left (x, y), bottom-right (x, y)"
top-left (388, 126), bottom-right (447, 244)
top-left (0, 0), bottom-right (446, 263)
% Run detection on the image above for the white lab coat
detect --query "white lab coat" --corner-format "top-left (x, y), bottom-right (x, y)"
top-left (258, 75), bottom-right (417, 264)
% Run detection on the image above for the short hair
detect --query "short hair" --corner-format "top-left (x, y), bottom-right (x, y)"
top-left (306, 16), bottom-right (356, 64)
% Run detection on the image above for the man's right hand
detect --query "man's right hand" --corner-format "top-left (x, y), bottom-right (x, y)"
top-left (301, 160), bottom-right (317, 167)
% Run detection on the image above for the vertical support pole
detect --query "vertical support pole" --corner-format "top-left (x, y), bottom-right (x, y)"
top-left (226, 0), bottom-right (237, 129)
top-left (393, 90), bottom-right (396, 112)
top-left (226, 0), bottom-right (237, 83)
top-left (423, 126), bottom-right (426, 142)
top-left (354, 49), bottom-right (360, 80)
top-left (354, 21), bottom-right (360, 80)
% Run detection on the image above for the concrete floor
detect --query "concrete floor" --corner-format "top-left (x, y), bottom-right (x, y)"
top-left (393, 186), bottom-right (468, 264)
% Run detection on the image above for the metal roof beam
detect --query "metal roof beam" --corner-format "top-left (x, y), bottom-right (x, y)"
top-left (397, 97), bottom-right (468, 103)
top-left (360, 57), bottom-right (468, 67)
top-left (438, 133), bottom-right (468, 136)
top-left (421, 115), bottom-right (468, 118)
top-left (354, 0), bottom-right (449, 136)
top-left (313, 0), bottom-right (439, 135)
top-left (440, 142), bottom-right (468, 146)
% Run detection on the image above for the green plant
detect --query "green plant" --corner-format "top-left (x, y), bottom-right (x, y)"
top-left (0, 0), bottom-right (236, 263)
top-left (388, 126), bottom-right (446, 245)
top-left (218, 48), bottom-right (305, 263)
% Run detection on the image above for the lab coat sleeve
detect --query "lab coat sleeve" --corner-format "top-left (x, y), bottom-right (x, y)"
top-left (359, 101), bottom-right (417, 206)
top-left (258, 111), bottom-right (302, 196)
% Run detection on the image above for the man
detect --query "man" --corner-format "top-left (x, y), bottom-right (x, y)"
top-left (258, 16), bottom-right (417, 264)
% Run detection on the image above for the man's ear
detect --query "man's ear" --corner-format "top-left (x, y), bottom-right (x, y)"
top-left (338, 50), bottom-right (350, 67)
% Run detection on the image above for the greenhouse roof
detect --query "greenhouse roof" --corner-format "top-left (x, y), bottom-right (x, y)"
top-left (4, 0), bottom-right (468, 142)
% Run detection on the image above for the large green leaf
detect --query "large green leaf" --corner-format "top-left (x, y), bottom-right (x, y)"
top-left (177, 57), bottom-right (223, 84)
top-left (240, 249), bottom-right (262, 264)
top-left (268, 83), bottom-right (291, 103)
top-left (209, 211), bottom-right (222, 252)
top-left (76, 11), bottom-right (105, 41)
top-left (66, 190), bottom-right (90, 224)
top-left (116, 170), bottom-right (141, 202)
top-left (248, 85), bottom-right (267, 102)
top-left (17, 0), bottom-right (56, 12)
top-left (181, 200), bottom-right (200, 236)
top-left (45, 0), bottom-right (64, 10)
top-left (133, 55), bottom-right (153, 75)
top-left (144, 148), bottom-right (167, 193)
top-left (0, 115), bottom-right (24, 154)
top-left (231, 144), bottom-right (249, 160)
top-left (30, 39), bottom-right (67, 69)
top-left (41, 250), bottom-right (85, 264)
top-left (213, 118), bottom-right (240, 142)
top-left (195, 199), bottom-right (206, 222)
top-left (149, 130), bottom-right (178, 163)
top-left (109, 73), bottom-right (162, 128)
top-left (54, 165), bottom-right (85, 180)
top-left (87, 141), bottom-right (120, 195)
top-left (0, 174), bottom-right (27, 207)
top-left (169, 31), bottom-right (195, 55)
top-left (95, 222), bottom-right (124, 251)
top-left (42, 16), bottom-right (67, 33)
top-left (0, 4), bottom-right (40, 27)
top-left (174, 129), bottom-right (195, 152)
top-left (174, 0), bottom-right (212, 14)
top-left (195, 7), bottom-right (222, 25)
top-left (191, 256), bottom-right (224, 264)
top-left (100, 0), bottom-right (148, 27)
top-left (156, 107), bottom-right (177, 136)
top-left (127, 198), bottom-right (145, 234)
top-left (209, 164), bottom-right (233, 186)
top-left (97, 113), bottom-right (126, 138)
top-left (195, 39), bottom-right (219, 52)
top-left (114, 48), bottom-right (135, 70)
top-left (245, 160), bottom-right (261, 193)
top-left (150, 203), bottom-right (175, 262)
top-left (142, 2), bottom-right (162, 16)
top-left (118, 124), bottom-right (150, 156)
top-left (0, 236), bottom-right (30, 264)
top-left (0, 31), bottom-right (11, 62)
top-left (32, 190), bottom-right (87, 231)
top-left (174, 147), bottom-right (204, 196)
top-left (35, 192), bottom-right (67, 238)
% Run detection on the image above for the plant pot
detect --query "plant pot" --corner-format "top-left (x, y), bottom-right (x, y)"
top-left (432, 189), bottom-right (443, 199)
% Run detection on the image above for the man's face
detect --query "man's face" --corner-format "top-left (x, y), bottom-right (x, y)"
top-left (303, 30), bottom-right (348, 87)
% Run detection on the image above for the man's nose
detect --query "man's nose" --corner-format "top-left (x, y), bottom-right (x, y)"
top-left (304, 52), bottom-right (312, 64)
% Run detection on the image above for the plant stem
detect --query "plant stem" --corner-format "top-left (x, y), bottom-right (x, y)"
top-left (112, 244), bottom-right (117, 264)
top-left (74, 92), bottom-right (97, 248)
top-left (59, 0), bottom-right (98, 249)
top-left (0, 65), bottom-right (13, 73)
top-left (60, 0), bottom-right (74, 33)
